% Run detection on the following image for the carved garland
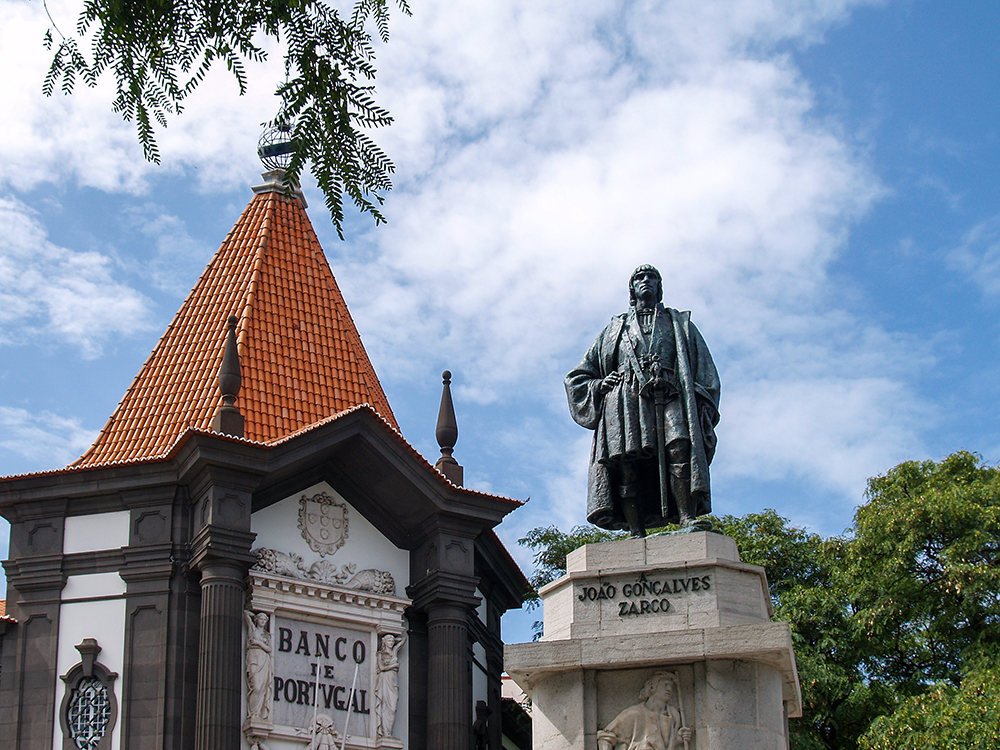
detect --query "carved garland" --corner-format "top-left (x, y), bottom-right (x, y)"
top-left (252, 547), bottom-right (397, 596)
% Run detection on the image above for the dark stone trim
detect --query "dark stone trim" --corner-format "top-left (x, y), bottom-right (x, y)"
top-left (4, 553), bottom-right (66, 595)
top-left (4, 609), bottom-right (59, 750)
top-left (121, 602), bottom-right (167, 749)
top-left (163, 552), bottom-right (201, 750)
top-left (62, 549), bottom-right (128, 579)
top-left (406, 609), bottom-right (428, 750)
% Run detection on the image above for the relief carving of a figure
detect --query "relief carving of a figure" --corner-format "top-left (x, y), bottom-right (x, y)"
top-left (244, 610), bottom-right (273, 723)
top-left (597, 672), bottom-right (693, 750)
top-left (374, 633), bottom-right (405, 737)
top-left (304, 714), bottom-right (339, 750)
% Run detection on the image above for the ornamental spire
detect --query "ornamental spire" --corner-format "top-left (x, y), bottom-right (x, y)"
top-left (212, 315), bottom-right (244, 438)
top-left (434, 370), bottom-right (463, 486)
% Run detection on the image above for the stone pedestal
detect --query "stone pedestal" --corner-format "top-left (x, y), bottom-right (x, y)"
top-left (505, 532), bottom-right (801, 750)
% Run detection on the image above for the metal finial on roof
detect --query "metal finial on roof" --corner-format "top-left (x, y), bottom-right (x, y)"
top-left (257, 119), bottom-right (294, 171)
top-left (212, 315), bottom-right (245, 438)
top-left (434, 370), bottom-right (464, 486)
top-left (253, 118), bottom-right (309, 208)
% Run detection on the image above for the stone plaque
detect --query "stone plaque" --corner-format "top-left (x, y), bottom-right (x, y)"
top-left (273, 617), bottom-right (372, 737)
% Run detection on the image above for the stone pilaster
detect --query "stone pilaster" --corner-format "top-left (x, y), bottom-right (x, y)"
top-left (0, 505), bottom-right (66, 750)
top-left (194, 558), bottom-right (248, 749)
top-left (191, 526), bottom-right (256, 750)
top-left (407, 537), bottom-right (480, 750)
top-left (181, 450), bottom-right (262, 750)
top-left (426, 602), bottom-right (473, 749)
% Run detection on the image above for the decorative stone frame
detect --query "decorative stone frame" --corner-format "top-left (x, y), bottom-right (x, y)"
top-left (59, 638), bottom-right (119, 750)
top-left (247, 570), bottom-right (409, 749)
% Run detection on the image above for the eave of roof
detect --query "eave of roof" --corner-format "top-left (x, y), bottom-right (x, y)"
top-left (0, 404), bottom-right (523, 509)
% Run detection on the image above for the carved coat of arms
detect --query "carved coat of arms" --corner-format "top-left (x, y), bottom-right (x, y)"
top-left (298, 492), bottom-right (348, 556)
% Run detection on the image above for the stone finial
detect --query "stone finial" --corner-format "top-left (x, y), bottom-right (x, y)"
top-left (212, 315), bottom-right (245, 437)
top-left (434, 370), bottom-right (464, 486)
top-left (75, 638), bottom-right (102, 677)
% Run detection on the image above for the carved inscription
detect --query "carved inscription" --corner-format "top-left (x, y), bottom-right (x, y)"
top-left (577, 572), bottom-right (712, 618)
top-left (272, 617), bottom-right (371, 735)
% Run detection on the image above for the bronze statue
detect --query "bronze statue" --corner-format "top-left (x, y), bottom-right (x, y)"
top-left (566, 265), bottom-right (720, 537)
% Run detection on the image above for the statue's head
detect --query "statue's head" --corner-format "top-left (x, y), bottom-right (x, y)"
top-left (254, 612), bottom-right (269, 628)
top-left (629, 264), bottom-right (662, 307)
top-left (382, 634), bottom-right (396, 648)
top-left (639, 671), bottom-right (676, 702)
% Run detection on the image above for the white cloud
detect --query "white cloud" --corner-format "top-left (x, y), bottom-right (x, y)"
top-left (949, 214), bottom-right (1000, 297)
top-left (0, 196), bottom-right (152, 357)
top-left (331, 0), bottom-right (918, 522)
top-left (718, 375), bottom-right (928, 499)
top-left (0, 0), bottom-right (930, 526)
top-left (0, 0), bottom-right (285, 195)
top-left (121, 206), bottom-right (216, 295)
top-left (0, 406), bottom-right (98, 471)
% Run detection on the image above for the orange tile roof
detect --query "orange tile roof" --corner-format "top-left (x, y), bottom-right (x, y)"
top-left (74, 177), bottom-right (397, 467)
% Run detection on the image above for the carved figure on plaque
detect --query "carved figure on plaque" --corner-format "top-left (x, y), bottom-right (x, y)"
top-left (597, 671), bottom-right (692, 750)
top-left (244, 611), bottom-right (273, 723)
top-left (303, 714), bottom-right (339, 750)
top-left (374, 633), bottom-right (406, 736)
top-left (566, 265), bottom-right (720, 537)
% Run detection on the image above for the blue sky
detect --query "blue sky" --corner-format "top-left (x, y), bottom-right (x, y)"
top-left (2, 0), bottom-right (1000, 642)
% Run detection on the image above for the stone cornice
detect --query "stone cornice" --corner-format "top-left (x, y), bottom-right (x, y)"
top-left (504, 621), bottom-right (802, 718)
top-left (249, 571), bottom-right (410, 619)
top-left (3, 553), bottom-right (65, 593)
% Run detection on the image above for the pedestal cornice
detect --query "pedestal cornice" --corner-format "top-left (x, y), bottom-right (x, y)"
top-left (505, 621), bottom-right (801, 716)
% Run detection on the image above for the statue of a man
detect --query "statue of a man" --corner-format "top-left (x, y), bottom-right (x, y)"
top-left (566, 265), bottom-right (720, 537)
top-left (597, 671), bottom-right (692, 750)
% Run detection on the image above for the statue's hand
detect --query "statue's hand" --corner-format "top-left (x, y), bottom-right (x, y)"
top-left (679, 727), bottom-right (693, 743)
top-left (599, 371), bottom-right (623, 395)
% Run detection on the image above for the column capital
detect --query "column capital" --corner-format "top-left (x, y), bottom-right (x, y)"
top-left (190, 524), bottom-right (256, 574)
top-left (406, 570), bottom-right (480, 614)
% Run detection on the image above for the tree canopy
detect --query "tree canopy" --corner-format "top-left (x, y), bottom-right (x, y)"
top-left (518, 451), bottom-right (1000, 750)
top-left (43, 0), bottom-right (410, 238)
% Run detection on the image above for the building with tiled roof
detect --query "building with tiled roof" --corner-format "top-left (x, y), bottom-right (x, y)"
top-left (0, 167), bottom-right (530, 750)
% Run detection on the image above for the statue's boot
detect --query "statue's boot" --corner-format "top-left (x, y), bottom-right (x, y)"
top-left (670, 462), bottom-right (694, 528)
top-left (618, 484), bottom-right (646, 538)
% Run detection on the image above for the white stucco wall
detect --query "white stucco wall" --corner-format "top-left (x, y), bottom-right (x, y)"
top-left (63, 511), bottom-right (130, 554)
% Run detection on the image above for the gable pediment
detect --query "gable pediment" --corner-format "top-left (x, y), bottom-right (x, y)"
top-left (246, 407), bottom-right (519, 550)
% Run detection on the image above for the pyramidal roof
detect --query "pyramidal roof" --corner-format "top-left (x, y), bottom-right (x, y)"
top-left (74, 171), bottom-right (397, 468)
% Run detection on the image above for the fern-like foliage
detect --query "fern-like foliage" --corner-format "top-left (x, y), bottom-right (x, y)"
top-left (43, 0), bottom-right (411, 237)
